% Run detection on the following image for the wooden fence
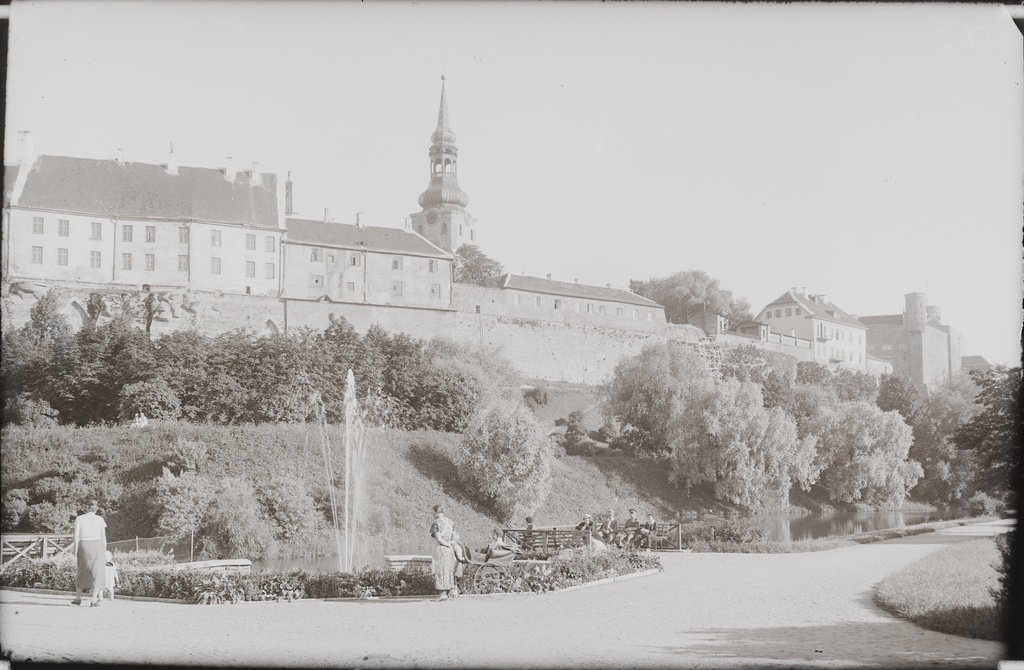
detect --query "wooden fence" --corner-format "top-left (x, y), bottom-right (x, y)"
top-left (1, 533), bottom-right (75, 571)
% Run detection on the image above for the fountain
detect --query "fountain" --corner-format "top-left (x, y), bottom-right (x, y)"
top-left (309, 370), bottom-right (367, 573)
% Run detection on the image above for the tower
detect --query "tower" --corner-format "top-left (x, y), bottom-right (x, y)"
top-left (409, 77), bottom-right (477, 253)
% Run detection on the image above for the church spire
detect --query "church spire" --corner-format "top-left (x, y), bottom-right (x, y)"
top-left (419, 75), bottom-right (470, 210)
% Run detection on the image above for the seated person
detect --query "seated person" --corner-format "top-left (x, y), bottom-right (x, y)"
top-left (575, 513), bottom-right (595, 532)
top-left (638, 514), bottom-right (657, 549)
top-left (522, 516), bottom-right (536, 550)
top-left (486, 529), bottom-right (519, 560)
top-left (599, 510), bottom-right (618, 546)
top-left (622, 508), bottom-right (642, 548)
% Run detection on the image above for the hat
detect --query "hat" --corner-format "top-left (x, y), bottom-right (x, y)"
top-left (628, 508), bottom-right (637, 513)
top-left (584, 513), bottom-right (592, 518)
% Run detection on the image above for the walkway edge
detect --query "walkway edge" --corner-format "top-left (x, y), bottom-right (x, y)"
top-left (548, 568), bottom-right (661, 595)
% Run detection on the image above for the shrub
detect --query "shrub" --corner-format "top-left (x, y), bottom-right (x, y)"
top-left (118, 379), bottom-right (182, 421)
top-left (563, 411), bottom-right (587, 447)
top-left (1, 489), bottom-right (31, 530)
top-left (456, 403), bottom-right (553, 523)
top-left (110, 549), bottom-right (176, 568)
top-left (3, 393), bottom-right (59, 427)
top-left (524, 386), bottom-right (549, 407)
top-left (991, 529), bottom-right (1014, 611)
top-left (966, 493), bottom-right (1005, 517)
top-left (258, 477), bottom-right (325, 542)
top-left (199, 478), bottom-right (274, 560)
top-left (164, 436), bottom-right (209, 475)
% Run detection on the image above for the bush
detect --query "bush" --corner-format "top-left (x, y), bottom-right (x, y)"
top-left (966, 493), bottom-right (1005, 517)
top-left (563, 411), bottom-right (587, 447)
top-left (110, 549), bottom-right (176, 568)
top-left (3, 393), bottom-right (59, 427)
top-left (1, 489), bottom-right (31, 530)
top-left (678, 519), bottom-right (770, 546)
top-left (524, 386), bottom-right (549, 406)
top-left (118, 379), bottom-right (182, 421)
top-left (991, 529), bottom-right (1014, 612)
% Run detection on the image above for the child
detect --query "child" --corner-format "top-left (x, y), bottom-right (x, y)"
top-left (99, 550), bottom-right (118, 601)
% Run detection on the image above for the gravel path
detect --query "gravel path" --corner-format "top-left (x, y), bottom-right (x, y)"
top-left (0, 521), bottom-right (1009, 668)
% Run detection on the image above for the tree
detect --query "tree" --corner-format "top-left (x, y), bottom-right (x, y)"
top-left (453, 244), bottom-right (503, 286)
top-left (667, 379), bottom-right (818, 509)
top-left (876, 373), bottom-right (925, 423)
top-left (154, 468), bottom-right (217, 540)
top-left (602, 341), bottom-right (712, 456)
top-left (199, 478), bottom-right (274, 560)
top-left (795, 361), bottom-right (832, 386)
top-left (909, 372), bottom-right (980, 503)
top-left (720, 345), bottom-right (796, 410)
top-left (117, 378), bottom-right (181, 421)
top-left (629, 270), bottom-right (751, 326)
top-left (831, 369), bottom-right (878, 404)
top-left (456, 403), bottom-right (553, 522)
top-left (806, 402), bottom-right (922, 507)
top-left (954, 366), bottom-right (1021, 502)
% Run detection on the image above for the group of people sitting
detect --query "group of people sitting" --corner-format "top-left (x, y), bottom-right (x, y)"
top-left (576, 508), bottom-right (657, 550)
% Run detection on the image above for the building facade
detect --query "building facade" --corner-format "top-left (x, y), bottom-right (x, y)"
top-left (754, 288), bottom-right (868, 370)
top-left (861, 292), bottom-right (968, 390)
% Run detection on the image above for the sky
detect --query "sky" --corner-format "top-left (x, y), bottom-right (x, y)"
top-left (5, 1), bottom-right (1023, 366)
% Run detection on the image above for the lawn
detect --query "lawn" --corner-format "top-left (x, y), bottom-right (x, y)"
top-left (874, 537), bottom-right (1003, 640)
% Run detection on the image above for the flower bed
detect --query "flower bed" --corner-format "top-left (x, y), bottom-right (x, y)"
top-left (1, 548), bottom-right (661, 603)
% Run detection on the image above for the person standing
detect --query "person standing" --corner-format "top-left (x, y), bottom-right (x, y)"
top-left (429, 504), bottom-right (457, 601)
top-left (71, 500), bottom-right (107, 607)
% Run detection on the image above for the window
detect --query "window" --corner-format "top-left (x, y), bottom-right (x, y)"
top-left (470, 230), bottom-right (474, 241)
top-left (616, 307), bottom-right (624, 317)
top-left (211, 257), bottom-right (221, 274)
top-left (512, 293), bottom-right (521, 306)
top-left (265, 263), bottom-right (275, 279)
top-left (245, 261), bottom-right (255, 277)
top-left (574, 302), bottom-right (581, 313)
top-left (264, 236), bottom-right (275, 252)
top-left (535, 296), bottom-right (542, 307)
top-left (859, 354), bottom-right (863, 364)
top-left (310, 275), bottom-right (324, 287)
top-left (346, 282), bottom-right (356, 292)
top-left (586, 304), bottom-right (593, 314)
top-left (91, 251), bottom-right (102, 268)
top-left (429, 259), bottom-right (438, 273)
top-left (327, 255), bottom-right (334, 264)
top-left (350, 255), bottom-right (361, 267)
top-left (91, 222), bottom-right (103, 240)
top-left (123, 225), bottom-right (133, 242)
top-left (311, 248), bottom-right (323, 262)
top-left (179, 227), bottom-right (189, 244)
top-left (633, 309), bottom-right (640, 320)
top-left (211, 230), bottom-right (221, 246)
top-left (430, 283), bottom-right (441, 298)
top-left (391, 280), bottom-right (403, 296)
top-left (58, 219), bottom-right (69, 237)
top-left (647, 311), bottom-right (654, 322)
top-left (177, 255), bottom-right (189, 272)
top-left (32, 217), bottom-right (44, 234)
top-left (765, 311), bottom-right (771, 319)
top-left (795, 308), bottom-right (801, 315)
top-left (785, 308), bottom-right (792, 316)
top-left (391, 256), bottom-right (403, 270)
top-left (57, 248), bottom-right (68, 266)
top-left (775, 309), bottom-right (781, 318)
top-left (145, 226), bottom-right (156, 243)
top-left (145, 254), bottom-right (155, 271)
top-left (599, 305), bottom-right (606, 315)
top-left (122, 253), bottom-right (133, 270)
top-left (31, 246), bottom-right (43, 263)
top-left (459, 224), bottom-right (463, 235)
top-left (475, 305), bottom-right (481, 314)
top-left (554, 299), bottom-right (562, 310)
top-left (858, 333), bottom-right (863, 345)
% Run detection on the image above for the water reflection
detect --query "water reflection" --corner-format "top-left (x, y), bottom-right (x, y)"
top-left (251, 537), bottom-right (432, 573)
top-left (754, 509), bottom-right (963, 543)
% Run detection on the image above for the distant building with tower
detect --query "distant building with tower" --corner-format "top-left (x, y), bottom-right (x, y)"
top-left (860, 293), bottom-right (968, 391)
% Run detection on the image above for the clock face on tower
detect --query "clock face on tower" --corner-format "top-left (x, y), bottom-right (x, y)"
top-left (426, 211), bottom-right (438, 225)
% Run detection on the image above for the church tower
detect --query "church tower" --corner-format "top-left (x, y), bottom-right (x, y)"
top-left (409, 77), bottom-right (477, 254)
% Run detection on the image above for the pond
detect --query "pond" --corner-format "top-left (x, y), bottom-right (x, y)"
top-left (753, 509), bottom-right (965, 543)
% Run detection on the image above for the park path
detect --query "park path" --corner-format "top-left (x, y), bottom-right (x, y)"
top-left (0, 520), bottom-right (1010, 669)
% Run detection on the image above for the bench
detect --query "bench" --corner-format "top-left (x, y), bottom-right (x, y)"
top-left (502, 528), bottom-right (591, 553)
top-left (383, 554), bottom-right (432, 572)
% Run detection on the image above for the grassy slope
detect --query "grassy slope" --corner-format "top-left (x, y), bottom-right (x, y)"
top-left (874, 537), bottom-right (1002, 640)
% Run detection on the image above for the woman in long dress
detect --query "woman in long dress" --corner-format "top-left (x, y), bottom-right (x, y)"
top-left (429, 504), bottom-right (457, 601)
top-left (71, 500), bottom-right (107, 607)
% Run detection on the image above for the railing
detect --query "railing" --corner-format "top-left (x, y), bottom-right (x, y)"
top-left (0, 533), bottom-right (74, 572)
top-left (650, 523), bottom-right (684, 551)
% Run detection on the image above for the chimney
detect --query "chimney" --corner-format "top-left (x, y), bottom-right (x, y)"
top-left (116, 148), bottom-right (125, 165)
top-left (546, 273), bottom-right (553, 280)
top-left (251, 161), bottom-right (260, 186)
top-left (285, 172), bottom-right (293, 216)
top-left (574, 278), bottom-right (579, 283)
top-left (324, 208), bottom-right (330, 223)
top-left (801, 287), bottom-right (807, 296)
top-left (17, 131), bottom-right (35, 165)
top-left (166, 141), bottom-right (178, 176)
top-left (404, 217), bottom-right (411, 230)
top-left (356, 212), bottom-right (364, 228)
top-left (223, 157), bottom-right (235, 181)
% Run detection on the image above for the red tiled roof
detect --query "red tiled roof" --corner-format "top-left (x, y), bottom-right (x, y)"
top-left (284, 218), bottom-right (451, 258)
top-left (859, 314), bottom-right (904, 326)
top-left (763, 290), bottom-right (866, 328)
top-left (13, 155), bottom-right (279, 228)
top-left (501, 274), bottom-right (662, 308)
